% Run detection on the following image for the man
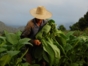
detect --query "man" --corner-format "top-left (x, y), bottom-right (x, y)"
top-left (21, 6), bottom-right (52, 66)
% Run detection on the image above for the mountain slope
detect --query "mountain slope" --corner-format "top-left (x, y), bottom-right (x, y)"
top-left (0, 21), bottom-right (24, 33)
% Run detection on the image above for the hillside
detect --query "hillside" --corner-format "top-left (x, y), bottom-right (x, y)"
top-left (0, 21), bottom-right (24, 33)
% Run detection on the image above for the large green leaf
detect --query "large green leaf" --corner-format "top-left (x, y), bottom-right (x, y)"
top-left (0, 36), bottom-right (6, 43)
top-left (0, 36), bottom-right (6, 47)
top-left (0, 48), bottom-right (7, 53)
top-left (42, 39), bottom-right (55, 65)
top-left (41, 37), bottom-right (60, 65)
top-left (7, 51), bottom-right (20, 57)
top-left (0, 54), bottom-right (11, 66)
top-left (4, 31), bottom-right (19, 45)
top-left (21, 63), bottom-right (30, 66)
top-left (36, 23), bottom-right (51, 40)
top-left (15, 31), bottom-right (22, 40)
top-left (46, 38), bottom-right (60, 64)
top-left (55, 35), bottom-right (66, 47)
top-left (55, 30), bottom-right (67, 47)
top-left (18, 38), bottom-right (31, 45)
top-left (16, 38), bottom-right (32, 50)
top-left (42, 23), bottom-right (51, 34)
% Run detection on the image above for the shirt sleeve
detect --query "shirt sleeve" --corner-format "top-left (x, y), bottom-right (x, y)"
top-left (20, 21), bottom-right (32, 38)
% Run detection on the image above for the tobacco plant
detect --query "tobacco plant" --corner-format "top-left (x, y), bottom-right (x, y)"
top-left (0, 31), bottom-right (32, 66)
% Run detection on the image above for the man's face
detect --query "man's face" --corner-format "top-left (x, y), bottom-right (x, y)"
top-left (36, 18), bottom-right (43, 23)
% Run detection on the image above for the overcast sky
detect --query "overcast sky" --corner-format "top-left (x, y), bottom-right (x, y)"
top-left (0, 0), bottom-right (88, 29)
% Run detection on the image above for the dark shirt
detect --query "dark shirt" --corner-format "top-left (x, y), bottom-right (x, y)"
top-left (21, 18), bottom-right (47, 58)
top-left (21, 18), bottom-right (47, 39)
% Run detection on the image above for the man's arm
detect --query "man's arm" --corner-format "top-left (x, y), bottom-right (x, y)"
top-left (20, 21), bottom-right (32, 38)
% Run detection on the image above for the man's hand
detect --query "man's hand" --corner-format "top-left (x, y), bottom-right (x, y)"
top-left (33, 39), bottom-right (41, 46)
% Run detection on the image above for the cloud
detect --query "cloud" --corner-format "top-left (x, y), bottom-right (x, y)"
top-left (0, 0), bottom-right (88, 28)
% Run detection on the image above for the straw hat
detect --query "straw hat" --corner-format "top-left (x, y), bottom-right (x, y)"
top-left (30, 6), bottom-right (52, 19)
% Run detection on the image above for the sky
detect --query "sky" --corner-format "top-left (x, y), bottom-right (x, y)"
top-left (0, 0), bottom-right (88, 29)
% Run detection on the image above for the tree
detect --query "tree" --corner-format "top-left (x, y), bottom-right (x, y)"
top-left (78, 17), bottom-right (87, 30)
top-left (58, 25), bottom-right (66, 31)
top-left (70, 22), bottom-right (80, 30)
top-left (70, 11), bottom-right (88, 31)
top-left (84, 11), bottom-right (88, 25)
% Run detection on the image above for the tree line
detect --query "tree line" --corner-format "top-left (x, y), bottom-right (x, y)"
top-left (58, 11), bottom-right (88, 31)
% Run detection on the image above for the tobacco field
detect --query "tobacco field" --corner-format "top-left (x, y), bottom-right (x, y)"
top-left (0, 20), bottom-right (88, 66)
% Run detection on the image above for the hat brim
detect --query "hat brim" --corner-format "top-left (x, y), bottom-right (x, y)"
top-left (30, 8), bottom-right (52, 19)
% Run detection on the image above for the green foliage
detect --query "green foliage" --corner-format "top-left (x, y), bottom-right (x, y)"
top-left (78, 17), bottom-right (87, 30)
top-left (35, 19), bottom-right (66, 66)
top-left (70, 11), bottom-right (88, 31)
top-left (84, 11), bottom-right (88, 22)
top-left (58, 31), bottom-right (88, 66)
top-left (58, 25), bottom-right (66, 31)
top-left (0, 31), bottom-right (32, 66)
top-left (35, 19), bottom-right (88, 66)
top-left (1, 18), bottom-right (88, 66)
top-left (70, 22), bottom-right (80, 30)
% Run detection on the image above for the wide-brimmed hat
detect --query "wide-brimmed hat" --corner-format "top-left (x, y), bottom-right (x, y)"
top-left (30, 6), bottom-right (52, 19)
